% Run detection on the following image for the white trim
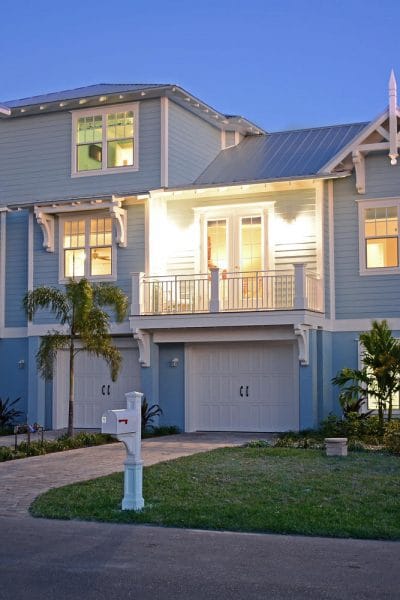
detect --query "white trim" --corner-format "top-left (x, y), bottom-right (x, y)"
top-left (328, 180), bottom-right (336, 320)
top-left (28, 210), bottom-right (34, 291)
top-left (70, 102), bottom-right (139, 177)
top-left (221, 130), bottom-right (226, 150)
top-left (357, 198), bottom-right (400, 276)
top-left (319, 109), bottom-right (388, 174)
top-left (133, 329), bottom-right (150, 366)
top-left (27, 322), bottom-right (131, 337)
top-left (160, 97), bottom-right (169, 187)
top-left (34, 209), bottom-right (55, 252)
top-left (315, 180), bottom-right (325, 313)
top-left (0, 210), bottom-right (6, 334)
top-left (294, 324), bottom-right (310, 365)
top-left (154, 325), bottom-right (296, 344)
top-left (2, 327), bottom-right (28, 338)
top-left (58, 212), bottom-right (117, 283)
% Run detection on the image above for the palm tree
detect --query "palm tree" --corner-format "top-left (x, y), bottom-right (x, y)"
top-left (359, 320), bottom-right (400, 423)
top-left (23, 278), bottom-right (128, 437)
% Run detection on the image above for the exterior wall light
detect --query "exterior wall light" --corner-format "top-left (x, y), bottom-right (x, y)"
top-left (18, 359), bottom-right (25, 369)
top-left (170, 357), bottom-right (179, 368)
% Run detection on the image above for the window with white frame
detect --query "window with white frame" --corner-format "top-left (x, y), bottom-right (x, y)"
top-left (61, 215), bottom-right (114, 280)
top-left (72, 104), bottom-right (138, 175)
top-left (359, 200), bottom-right (400, 273)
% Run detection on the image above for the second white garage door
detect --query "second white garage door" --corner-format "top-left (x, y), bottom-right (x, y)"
top-left (186, 341), bottom-right (298, 432)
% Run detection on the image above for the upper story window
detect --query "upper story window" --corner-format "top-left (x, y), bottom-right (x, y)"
top-left (359, 200), bottom-right (400, 275)
top-left (61, 215), bottom-right (115, 281)
top-left (71, 103), bottom-right (139, 177)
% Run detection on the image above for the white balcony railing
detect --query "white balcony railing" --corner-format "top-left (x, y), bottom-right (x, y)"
top-left (131, 264), bottom-right (323, 316)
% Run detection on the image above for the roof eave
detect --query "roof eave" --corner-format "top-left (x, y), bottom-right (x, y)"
top-left (157, 171), bottom-right (352, 194)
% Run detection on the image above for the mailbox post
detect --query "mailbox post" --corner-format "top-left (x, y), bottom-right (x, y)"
top-left (102, 391), bottom-right (144, 511)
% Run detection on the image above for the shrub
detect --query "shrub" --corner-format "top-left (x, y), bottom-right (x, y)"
top-left (141, 397), bottom-right (163, 433)
top-left (320, 413), bottom-right (384, 440)
top-left (148, 425), bottom-right (180, 437)
top-left (383, 420), bottom-right (400, 454)
top-left (245, 440), bottom-right (272, 448)
top-left (0, 397), bottom-right (23, 428)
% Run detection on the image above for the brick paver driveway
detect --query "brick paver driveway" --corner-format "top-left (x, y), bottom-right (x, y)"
top-left (0, 432), bottom-right (272, 517)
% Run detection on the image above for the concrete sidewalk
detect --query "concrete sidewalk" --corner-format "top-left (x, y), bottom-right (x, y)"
top-left (0, 432), bottom-right (272, 518)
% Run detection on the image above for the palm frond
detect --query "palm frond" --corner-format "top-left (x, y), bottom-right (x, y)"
top-left (23, 287), bottom-right (70, 323)
top-left (92, 283), bottom-right (128, 322)
top-left (37, 333), bottom-right (70, 379)
top-left (66, 279), bottom-right (93, 326)
top-left (82, 340), bottom-right (122, 381)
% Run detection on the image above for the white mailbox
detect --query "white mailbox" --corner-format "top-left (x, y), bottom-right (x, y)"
top-left (102, 409), bottom-right (136, 435)
top-left (101, 391), bottom-right (144, 511)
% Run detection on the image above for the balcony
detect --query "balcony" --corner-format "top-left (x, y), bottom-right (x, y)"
top-left (131, 264), bottom-right (323, 316)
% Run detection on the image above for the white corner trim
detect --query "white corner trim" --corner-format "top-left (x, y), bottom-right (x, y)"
top-left (328, 180), bottom-right (336, 320)
top-left (34, 207), bottom-right (55, 252)
top-left (160, 97), bottom-right (169, 188)
top-left (28, 210), bottom-right (34, 290)
top-left (134, 329), bottom-right (150, 367)
top-left (0, 210), bottom-right (6, 333)
top-left (294, 324), bottom-right (310, 365)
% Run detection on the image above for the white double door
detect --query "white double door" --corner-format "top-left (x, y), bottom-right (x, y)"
top-left (201, 207), bottom-right (270, 275)
top-left (186, 341), bottom-right (299, 432)
top-left (54, 345), bottom-right (141, 429)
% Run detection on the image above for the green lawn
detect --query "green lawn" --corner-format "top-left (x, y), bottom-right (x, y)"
top-left (30, 447), bottom-right (400, 540)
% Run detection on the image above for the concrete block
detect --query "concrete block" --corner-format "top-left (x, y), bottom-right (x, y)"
top-left (325, 437), bottom-right (348, 457)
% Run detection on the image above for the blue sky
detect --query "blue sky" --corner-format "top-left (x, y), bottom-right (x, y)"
top-left (0, 0), bottom-right (399, 131)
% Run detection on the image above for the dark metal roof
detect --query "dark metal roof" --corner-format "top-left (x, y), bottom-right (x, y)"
top-left (195, 122), bottom-right (369, 185)
top-left (1, 83), bottom-right (170, 108)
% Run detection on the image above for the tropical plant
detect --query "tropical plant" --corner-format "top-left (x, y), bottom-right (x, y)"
top-left (0, 397), bottom-right (23, 428)
top-left (332, 320), bottom-right (400, 428)
top-left (359, 320), bottom-right (400, 423)
top-left (141, 396), bottom-right (163, 433)
top-left (331, 367), bottom-right (373, 418)
top-left (23, 278), bottom-right (128, 437)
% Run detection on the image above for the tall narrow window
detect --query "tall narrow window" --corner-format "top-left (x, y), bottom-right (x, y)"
top-left (90, 218), bottom-right (112, 276)
top-left (207, 220), bottom-right (227, 270)
top-left (76, 116), bottom-right (103, 172)
top-left (64, 220), bottom-right (86, 277)
top-left (240, 216), bottom-right (262, 272)
top-left (107, 111), bottom-right (134, 168)
top-left (364, 207), bottom-right (398, 268)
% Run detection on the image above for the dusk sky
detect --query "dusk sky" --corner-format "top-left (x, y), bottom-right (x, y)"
top-left (0, 0), bottom-right (399, 132)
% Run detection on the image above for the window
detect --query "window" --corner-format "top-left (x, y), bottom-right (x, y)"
top-left (72, 104), bottom-right (138, 176)
top-left (359, 200), bottom-right (400, 274)
top-left (61, 216), bottom-right (114, 280)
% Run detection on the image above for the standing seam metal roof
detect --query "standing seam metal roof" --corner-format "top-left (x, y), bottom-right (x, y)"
top-left (195, 122), bottom-right (369, 185)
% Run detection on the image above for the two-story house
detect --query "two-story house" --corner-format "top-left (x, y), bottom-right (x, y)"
top-left (1, 75), bottom-right (399, 432)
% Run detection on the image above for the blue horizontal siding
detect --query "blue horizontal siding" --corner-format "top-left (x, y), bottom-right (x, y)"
top-left (168, 101), bottom-right (221, 186)
top-left (0, 99), bottom-right (161, 205)
top-left (334, 157), bottom-right (400, 319)
top-left (0, 338), bottom-right (29, 421)
top-left (5, 211), bottom-right (28, 327)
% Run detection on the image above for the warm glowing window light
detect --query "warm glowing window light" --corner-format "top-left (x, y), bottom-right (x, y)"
top-left (365, 207), bottom-right (398, 268)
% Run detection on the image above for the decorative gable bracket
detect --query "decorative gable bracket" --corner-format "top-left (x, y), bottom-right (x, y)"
top-left (34, 209), bottom-right (55, 252)
top-left (294, 324), bottom-right (310, 366)
top-left (351, 71), bottom-right (400, 194)
top-left (34, 196), bottom-right (128, 253)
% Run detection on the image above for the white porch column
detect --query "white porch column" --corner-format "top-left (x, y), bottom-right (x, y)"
top-left (131, 272), bottom-right (144, 315)
top-left (209, 268), bottom-right (220, 313)
top-left (294, 263), bottom-right (306, 309)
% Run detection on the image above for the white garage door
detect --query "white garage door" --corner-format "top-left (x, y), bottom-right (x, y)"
top-left (54, 346), bottom-right (141, 429)
top-left (186, 341), bottom-right (298, 432)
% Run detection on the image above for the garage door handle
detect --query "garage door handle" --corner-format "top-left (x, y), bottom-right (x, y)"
top-left (101, 385), bottom-right (106, 396)
top-left (107, 385), bottom-right (110, 396)
top-left (245, 386), bottom-right (249, 397)
top-left (239, 386), bottom-right (244, 397)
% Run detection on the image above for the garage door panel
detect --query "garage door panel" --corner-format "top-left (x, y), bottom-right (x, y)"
top-left (187, 341), bottom-right (298, 432)
top-left (55, 347), bottom-right (141, 429)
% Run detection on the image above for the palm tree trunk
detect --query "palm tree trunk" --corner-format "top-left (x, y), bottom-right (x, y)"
top-left (67, 341), bottom-right (75, 437)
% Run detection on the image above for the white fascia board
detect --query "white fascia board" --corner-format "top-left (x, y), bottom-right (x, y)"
top-left (318, 109), bottom-right (389, 174)
top-left (0, 105), bottom-right (11, 116)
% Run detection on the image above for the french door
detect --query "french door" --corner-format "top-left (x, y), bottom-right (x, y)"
top-left (202, 208), bottom-right (270, 309)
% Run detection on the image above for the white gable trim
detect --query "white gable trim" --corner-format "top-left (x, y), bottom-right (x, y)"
top-left (318, 109), bottom-right (387, 174)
